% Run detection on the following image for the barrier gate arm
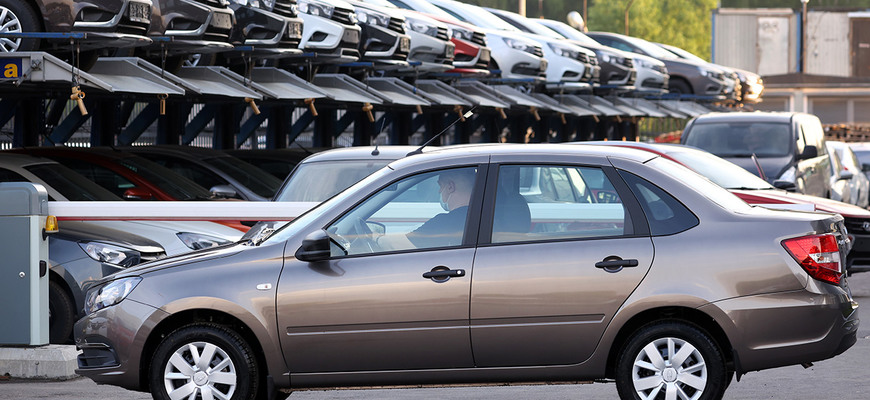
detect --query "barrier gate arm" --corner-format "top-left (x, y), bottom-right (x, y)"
top-left (47, 201), bottom-right (319, 221)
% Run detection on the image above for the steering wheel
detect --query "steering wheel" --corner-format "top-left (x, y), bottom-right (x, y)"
top-left (596, 190), bottom-right (621, 204)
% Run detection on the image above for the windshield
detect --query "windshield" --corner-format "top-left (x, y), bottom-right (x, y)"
top-left (664, 148), bottom-right (774, 190)
top-left (520, 18), bottom-right (567, 40)
top-left (362, 0), bottom-right (397, 8)
top-left (263, 163), bottom-right (397, 245)
top-left (388, 0), bottom-right (454, 19)
top-left (118, 156), bottom-right (215, 200)
top-left (646, 156), bottom-right (754, 212)
top-left (683, 122), bottom-right (794, 158)
top-left (275, 159), bottom-right (393, 202)
top-left (621, 35), bottom-right (678, 59)
top-left (25, 164), bottom-right (121, 201)
top-left (541, 20), bottom-right (599, 46)
top-left (204, 157), bottom-right (283, 198)
top-left (662, 44), bottom-right (706, 63)
top-left (436, 1), bottom-right (518, 31)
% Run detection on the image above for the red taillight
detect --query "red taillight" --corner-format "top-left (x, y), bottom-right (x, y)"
top-left (782, 234), bottom-right (842, 285)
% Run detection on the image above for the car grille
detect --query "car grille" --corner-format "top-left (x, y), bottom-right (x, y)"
top-left (588, 54), bottom-right (599, 66)
top-left (274, 0), bottom-right (298, 18)
top-left (576, 52), bottom-right (588, 63)
top-left (532, 45), bottom-right (543, 58)
top-left (845, 218), bottom-right (870, 234)
top-left (332, 7), bottom-right (355, 25)
top-left (436, 26), bottom-right (449, 41)
top-left (388, 17), bottom-right (405, 34)
top-left (472, 31), bottom-right (486, 46)
top-left (653, 64), bottom-right (667, 74)
top-left (622, 57), bottom-right (634, 68)
top-left (194, 0), bottom-right (227, 7)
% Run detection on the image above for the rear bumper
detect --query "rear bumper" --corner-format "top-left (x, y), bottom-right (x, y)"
top-left (700, 283), bottom-right (859, 373)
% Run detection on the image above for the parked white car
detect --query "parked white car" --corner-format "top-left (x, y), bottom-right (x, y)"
top-left (828, 141), bottom-right (870, 209)
top-left (297, 0), bottom-right (363, 63)
top-left (360, 0), bottom-right (455, 73)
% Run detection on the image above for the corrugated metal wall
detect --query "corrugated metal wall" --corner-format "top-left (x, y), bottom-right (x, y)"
top-left (807, 12), bottom-right (850, 77)
top-left (713, 9), bottom-right (796, 74)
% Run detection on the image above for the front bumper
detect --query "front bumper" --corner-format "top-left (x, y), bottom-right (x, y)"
top-left (298, 13), bottom-right (360, 64)
top-left (146, 1), bottom-right (235, 55)
top-left (75, 299), bottom-right (169, 391)
top-left (359, 24), bottom-right (409, 62)
top-left (403, 31), bottom-right (454, 73)
top-left (843, 218), bottom-right (870, 273)
top-left (229, 5), bottom-right (303, 58)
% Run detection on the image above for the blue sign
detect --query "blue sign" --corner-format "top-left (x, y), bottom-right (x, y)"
top-left (0, 58), bottom-right (22, 79)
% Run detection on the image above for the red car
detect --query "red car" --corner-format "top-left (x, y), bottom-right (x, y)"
top-left (587, 141), bottom-right (870, 274)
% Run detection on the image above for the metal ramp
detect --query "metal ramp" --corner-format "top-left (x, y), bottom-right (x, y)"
top-left (654, 100), bottom-right (710, 117)
top-left (248, 68), bottom-right (329, 100)
top-left (364, 77), bottom-right (431, 106)
top-left (311, 74), bottom-right (386, 105)
top-left (173, 66), bottom-right (267, 99)
top-left (0, 52), bottom-right (111, 91)
top-left (554, 95), bottom-right (623, 117)
top-left (538, 93), bottom-right (600, 117)
top-left (614, 97), bottom-right (676, 118)
top-left (491, 85), bottom-right (560, 114)
top-left (451, 81), bottom-right (511, 109)
top-left (414, 80), bottom-right (474, 108)
top-left (86, 58), bottom-right (185, 95)
top-left (602, 96), bottom-right (647, 117)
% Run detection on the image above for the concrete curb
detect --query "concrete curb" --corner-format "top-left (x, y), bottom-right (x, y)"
top-left (0, 345), bottom-right (79, 380)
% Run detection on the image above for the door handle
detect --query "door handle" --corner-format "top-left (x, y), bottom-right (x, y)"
top-left (422, 269), bottom-right (465, 279)
top-left (595, 258), bottom-right (638, 272)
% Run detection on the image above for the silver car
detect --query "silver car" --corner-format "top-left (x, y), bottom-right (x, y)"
top-left (75, 144), bottom-right (858, 400)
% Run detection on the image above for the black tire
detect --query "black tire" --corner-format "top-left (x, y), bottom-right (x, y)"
top-left (150, 324), bottom-right (260, 400)
top-left (0, 0), bottom-right (41, 52)
top-left (48, 281), bottom-right (76, 344)
top-left (668, 79), bottom-right (693, 95)
top-left (615, 321), bottom-right (728, 400)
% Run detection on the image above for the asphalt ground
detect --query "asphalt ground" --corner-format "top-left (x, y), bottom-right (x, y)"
top-left (2, 273), bottom-right (868, 400)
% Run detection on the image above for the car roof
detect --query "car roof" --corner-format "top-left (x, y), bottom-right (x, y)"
top-left (296, 145), bottom-right (426, 163)
top-left (0, 152), bottom-right (61, 169)
top-left (690, 111), bottom-right (803, 123)
top-left (395, 143), bottom-right (657, 166)
top-left (119, 145), bottom-right (232, 160)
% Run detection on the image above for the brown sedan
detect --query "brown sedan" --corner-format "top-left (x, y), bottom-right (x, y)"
top-left (75, 144), bottom-right (859, 400)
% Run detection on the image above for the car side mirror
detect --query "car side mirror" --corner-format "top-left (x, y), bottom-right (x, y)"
top-left (123, 187), bottom-right (154, 200)
top-left (773, 180), bottom-right (797, 192)
top-left (799, 145), bottom-right (818, 160)
top-left (210, 184), bottom-right (238, 199)
top-left (839, 169), bottom-right (854, 180)
top-left (295, 230), bottom-right (332, 262)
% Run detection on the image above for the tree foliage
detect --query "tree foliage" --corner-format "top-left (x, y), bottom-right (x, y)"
top-left (463, 0), bottom-right (719, 61)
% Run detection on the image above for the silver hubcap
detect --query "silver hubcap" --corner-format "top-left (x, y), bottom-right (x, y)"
top-left (631, 337), bottom-right (707, 400)
top-left (0, 7), bottom-right (23, 52)
top-left (163, 341), bottom-right (237, 400)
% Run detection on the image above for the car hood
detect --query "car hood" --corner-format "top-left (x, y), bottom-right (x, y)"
top-left (110, 242), bottom-right (251, 278)
top-left (732, 189), bottom-right (870, 217)
top-left (55, 220), bottom-right (164, 253)
top-left (723, 156), bottom-right (791, 181)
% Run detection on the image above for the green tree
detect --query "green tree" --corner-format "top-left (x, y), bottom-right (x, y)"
top-left (587, 0), bottom-right (718, 61)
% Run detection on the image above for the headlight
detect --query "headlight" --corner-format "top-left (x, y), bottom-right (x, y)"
top-left (503, 37), bottom-right (538, 55)
top-left (84, 277), bottom-right (142, 315)
top-left (599, 50), bottom-right (621, 64)
top-left (699, 67), bottom-right (724, 80)
top-left (176, 232), bottom-right (233, 250)
top-left (259, 0), bottom-right (275, 11)
top-left (298, 0), bottom-right (333, 19)
top-left (548, 42), bottom-right (580, 60)
top-left (405, 17), bottom-right (438, 37)
top-left (356, 9), bottom-right (390, 28)
top-left (450, 25), bottom-right (473, 41)
top-left (79, 242), bottom-right (140, 268)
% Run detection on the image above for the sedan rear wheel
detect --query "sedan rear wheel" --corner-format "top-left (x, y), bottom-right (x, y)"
top-left (616, 321), bottom-right (728, 400)
top-left (150, 324), bottom-right (259, 400)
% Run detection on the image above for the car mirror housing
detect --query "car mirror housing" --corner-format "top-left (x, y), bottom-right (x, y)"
top-left (210, 184), bottom-right (238, 199)
top-left (799, 145), bottom-right (818, 160)
top-left (773, 180), bottom-right (797, 192)
top-left (123, 187), bottom-right (154, 200)
top-left (839, 169), bottom-right (854, 180)
top-left (295, 230), bottom-right (332, 262)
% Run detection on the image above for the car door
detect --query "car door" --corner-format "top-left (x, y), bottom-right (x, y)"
top-left (277, 166), bottom-right (485, 374)
top-left (470, 158), bottom-right (654, 367)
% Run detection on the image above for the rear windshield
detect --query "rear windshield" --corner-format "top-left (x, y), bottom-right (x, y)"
top-left (119, 156), bottom-right (215, 200)
top-left (645, 156), bottom-right (753, 213)
top-left (25, 164), bottom-right (120, 201)
top-left (204, 157), bottom-right (283, 198)
top-left (684, 122), bottom-right (793, 158)
top-left (275, 160), bottom-right (392, 202)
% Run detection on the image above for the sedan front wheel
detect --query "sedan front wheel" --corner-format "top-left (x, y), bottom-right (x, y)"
top-left (150, 324), bottom-right (260, 400)
top-left (616, 321), bottom-right (728, 400)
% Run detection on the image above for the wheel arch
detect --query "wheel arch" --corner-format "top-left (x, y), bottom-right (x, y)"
top-left (603, 306), bottom-right (734, 379)
top-left (18, 0), bottom-right (47, 31)
top-left (668, 75), bottom-right (694, 94)
top-left (138, 308), bottom-right (273, 392)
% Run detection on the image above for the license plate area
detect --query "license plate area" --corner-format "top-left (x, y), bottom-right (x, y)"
top-left (210, 12), bottom-right (234, 30)
top-left (399, 37), bottom-right (410, 52)
top-left (127, 2), bottom-right (151, 24)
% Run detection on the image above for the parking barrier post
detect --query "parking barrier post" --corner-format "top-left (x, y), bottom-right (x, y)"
top-left (0, 183), bottom-right (51, 346)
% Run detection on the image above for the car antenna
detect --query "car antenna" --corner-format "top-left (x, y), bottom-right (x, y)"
top-left (751, 153), bottom-right (767, 182)
top-left (372, 113), bottom-right (389, 156)
top-left (407, 106), bottom-right (476, 157)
